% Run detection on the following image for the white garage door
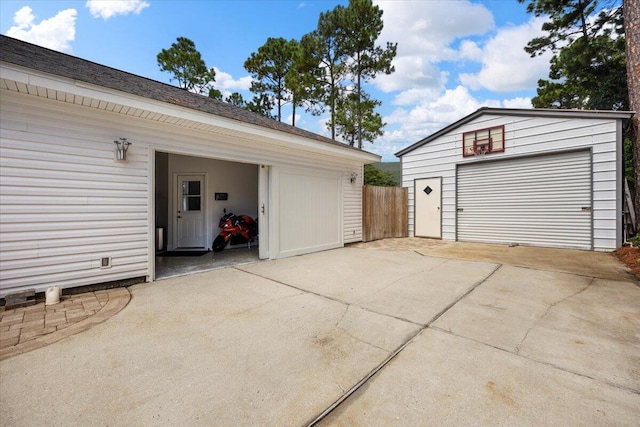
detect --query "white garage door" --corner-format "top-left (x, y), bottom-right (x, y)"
top-left (457, 150), bottom-right (592, 249)
top-left (276, 169), bottom-right (342, 258)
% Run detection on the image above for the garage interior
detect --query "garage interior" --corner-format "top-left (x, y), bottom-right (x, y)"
top-left (154, 152), bottom-right (260, 279)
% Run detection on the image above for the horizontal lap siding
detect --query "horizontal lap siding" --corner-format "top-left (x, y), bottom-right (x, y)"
top-left (402, 134), bottom-right (458, 240)
top-left (1, 92), bottom-right (150, 296)
top-left (343, 165), bottom-right (363, 243)
top-left (401, 114), bottom-right (620, 251)
top-left (1, 89), bottom-right (367, 294)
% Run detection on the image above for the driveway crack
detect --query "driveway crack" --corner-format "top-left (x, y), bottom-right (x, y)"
top-left (515, 277), bottom-right (595, 354)
top-left (305, 263), bottom-right (503, 426)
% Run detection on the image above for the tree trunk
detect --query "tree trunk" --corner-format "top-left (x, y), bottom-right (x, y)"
top-left (292, 97), bottom-right (296, 127)
top-left (625, 0), bottom-right (640, 233)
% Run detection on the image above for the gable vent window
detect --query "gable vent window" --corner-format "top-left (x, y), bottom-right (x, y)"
top-left (463, 125), bottom-right (505, 157)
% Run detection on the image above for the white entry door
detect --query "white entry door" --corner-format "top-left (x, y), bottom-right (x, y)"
top-left (177, 174), bottom-right (205, 248)
top-left (415, 177), bottom-right (442, 238)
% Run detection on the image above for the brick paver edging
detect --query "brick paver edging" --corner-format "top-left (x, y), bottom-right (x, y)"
top-left (0, 288), bottom-right (131, 360)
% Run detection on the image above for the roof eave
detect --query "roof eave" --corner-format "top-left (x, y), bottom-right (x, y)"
top-left (396, 107), bottom-right (636, 158)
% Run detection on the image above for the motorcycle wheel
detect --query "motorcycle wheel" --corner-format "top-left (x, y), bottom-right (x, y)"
top-left (212, 235), bottom-right (228, 252)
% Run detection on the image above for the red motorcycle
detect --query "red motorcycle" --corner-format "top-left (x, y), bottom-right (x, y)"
top-left (212, 209), bottom-right (258, 252)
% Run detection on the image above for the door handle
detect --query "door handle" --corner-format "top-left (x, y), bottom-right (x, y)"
top-left (177, 215), bottom-right (181, 219)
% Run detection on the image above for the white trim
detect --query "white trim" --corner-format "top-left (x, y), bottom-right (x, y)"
top-left (1, 63), bottom-right (381, 164)
top-left (258, 165), bottom-right (271, 259)
top-left (148, 145), bottom-right (155, 281)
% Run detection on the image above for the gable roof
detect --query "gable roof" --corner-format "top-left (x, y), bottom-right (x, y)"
top-left (396, 107), bottom-right (635, 157)
top-left (0, 35), bottom-right (370, 156)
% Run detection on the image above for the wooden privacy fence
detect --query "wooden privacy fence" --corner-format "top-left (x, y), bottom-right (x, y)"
top-left (362, 185), bottom-right (408, 242)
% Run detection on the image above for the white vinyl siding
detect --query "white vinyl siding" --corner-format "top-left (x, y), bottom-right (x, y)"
top-left (401, 113), bottom-right (622, 251)
top-left (343, 165), bottom-right (363, 244)
top-left (1, 94), bottom-right (149, 296)
top-left (1, 82), bottom-right (374, 295)
top-left (457, 150), bottom-right (592, 249)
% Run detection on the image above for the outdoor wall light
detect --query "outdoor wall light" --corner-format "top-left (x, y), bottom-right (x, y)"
top-left (350, 172), bottom-right (358, 183)
top-left (114, 137), bottom-right (131, 162)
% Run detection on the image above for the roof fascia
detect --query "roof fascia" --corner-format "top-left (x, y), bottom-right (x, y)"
top-left (1, 62), bottom-right (381, 164)
top-left (395, 107), bottom-right (635, 158)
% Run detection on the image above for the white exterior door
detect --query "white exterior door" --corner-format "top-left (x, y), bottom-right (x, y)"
top-left (457, 150), bottom-right (592, 249)
top-left (414, 177), bottom-right (442, 238)
top-left (177, 174), bottom-right (205, 248)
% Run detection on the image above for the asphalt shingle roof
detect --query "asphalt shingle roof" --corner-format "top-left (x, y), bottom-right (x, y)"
top-left (0, 35), bottom-right (361, 152)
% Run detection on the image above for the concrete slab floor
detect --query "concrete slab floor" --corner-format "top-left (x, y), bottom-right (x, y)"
top-left (155, 247), bottom-right (259, 279)
top-left (320, 329), bottom-right (640, 426)
top-left (1, 242), bottom-right (638, 426)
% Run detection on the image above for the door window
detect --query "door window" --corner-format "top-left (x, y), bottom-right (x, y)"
top-left (181, 180), bottom-right (201, 211)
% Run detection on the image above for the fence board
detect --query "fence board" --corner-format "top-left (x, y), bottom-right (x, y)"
top-left (362, 185), bottom-right (408, 242)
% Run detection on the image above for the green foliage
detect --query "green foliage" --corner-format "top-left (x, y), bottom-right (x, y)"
top-left (300, 0), bottom-right (396, 146)
top-left (157, 37), bottom-right (216, 94)
top-left (519, 0), bottom-right (628, 110)
top-left (225, 92), bottom-right (246, 108)
top-left (245, 93), bottom-right (275, 119)
top-left (244, 37), bottom-right (299, 122)
top-left (339, 0), bottom-right (397, 148)
top-left (208, 88), bottom-right (223, 101)
top-left (364, 164), bottom-right (398, 186)
top-left (335, 92), bottom-right (384, 146)
top-left (301, 6), bottom-right (350, 139)
top-left (286, 38), bottom-right (324, 126)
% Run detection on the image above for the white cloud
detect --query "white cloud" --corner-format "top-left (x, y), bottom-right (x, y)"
top-left (5, 6), bottom-right (77, 53)
top-left (211, 67), bottom-right (252, 99)
top-left (376, 0), bottom-right (494, 57)
top-left (391, 87), bottom-right (444, 107)
top-left (502, 97), bottom-right (534, 109)
top-left (368, 87), bottom-right (533, 160)
top-left (373, 0), bottom-right (494, 93)
top-left (213, 68), bottom-right (252, 92)
top-left (458, 17), bottom-right (551, 92)
top-left (86, 0), bottom-right (149, 20)
top-left (376, 56), bottom-right (448, 93)
top-left (458, 40), bottom-right (483, 62)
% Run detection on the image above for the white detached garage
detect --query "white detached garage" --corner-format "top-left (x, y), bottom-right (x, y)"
top-left (0, 36), bottom-right (380, 297)
top-left (397, 107), bottom-right (633, 251)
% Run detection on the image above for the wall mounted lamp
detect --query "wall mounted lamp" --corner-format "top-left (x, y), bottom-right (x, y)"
top-left (114, 138), bottom-right (131, 162)
top-left (350, 172), bottom-right (358, 184)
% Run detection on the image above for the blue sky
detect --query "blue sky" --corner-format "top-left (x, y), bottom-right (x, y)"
top-left (1, 1), bottom-right (554, 161)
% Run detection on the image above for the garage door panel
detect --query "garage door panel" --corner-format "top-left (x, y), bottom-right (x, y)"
top-left (277, 170), bottom-right (342, 257)
top-left (457, 151), bottom-right (592, 249)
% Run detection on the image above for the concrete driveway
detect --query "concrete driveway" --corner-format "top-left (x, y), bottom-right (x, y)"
top-left (1, 240), bottom-right (638, 426)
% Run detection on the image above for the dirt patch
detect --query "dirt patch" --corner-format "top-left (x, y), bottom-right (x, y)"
top-left (614, 246), bottom-right (640, 280)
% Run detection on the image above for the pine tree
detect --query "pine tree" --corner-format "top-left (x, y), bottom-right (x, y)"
top-left (157, 37), bottom-right (216, 95)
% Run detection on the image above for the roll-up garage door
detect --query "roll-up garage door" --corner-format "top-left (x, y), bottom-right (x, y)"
top-left (457, 150), bottom-right (592, 249)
